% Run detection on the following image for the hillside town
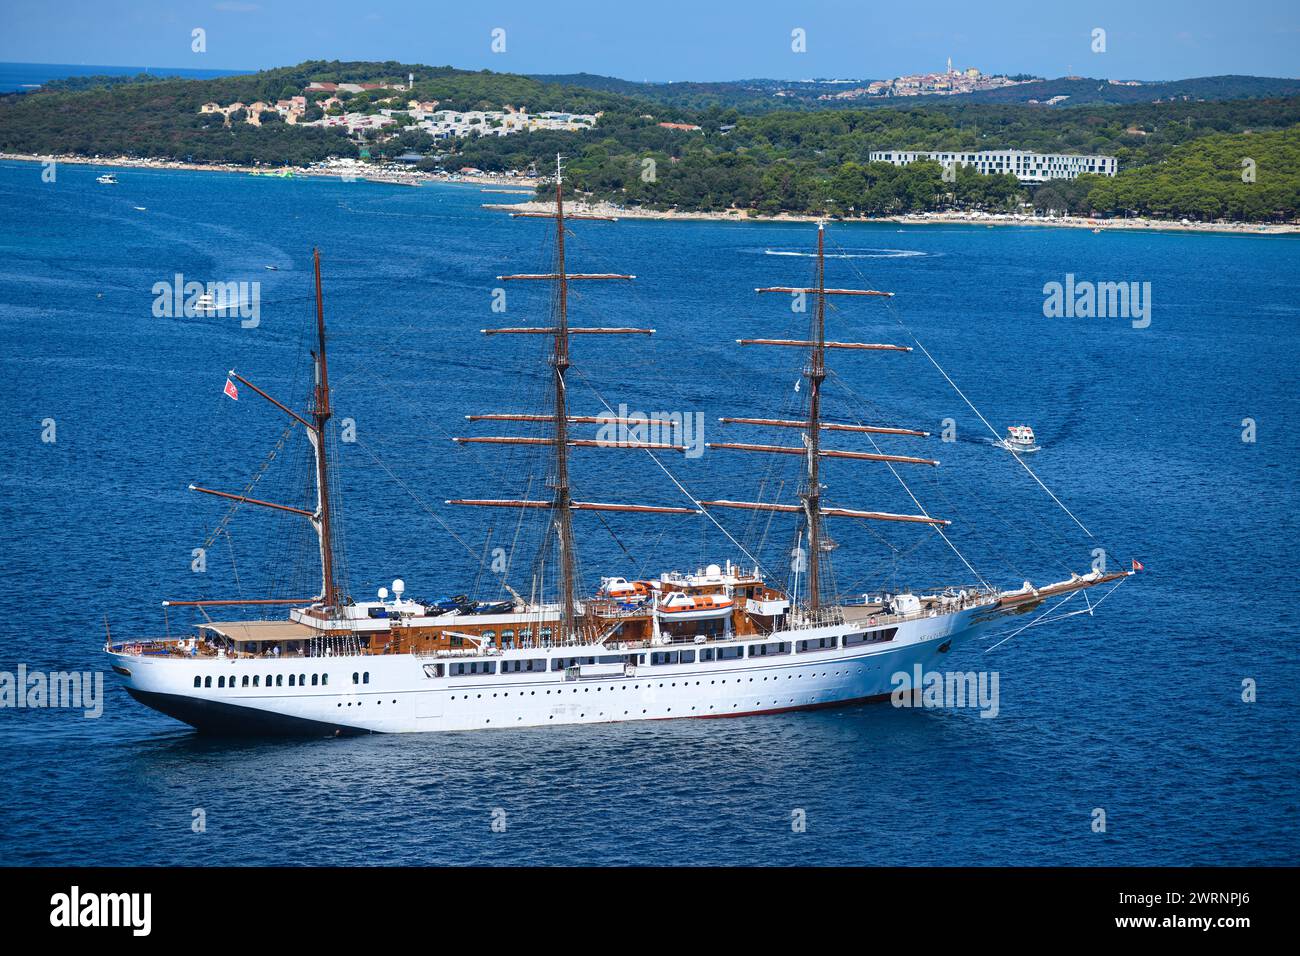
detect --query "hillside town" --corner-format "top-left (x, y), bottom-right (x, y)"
top-left (199, 77), bottom-right (599, 139)
top-left (817, 59), bottom-right (1032, 100)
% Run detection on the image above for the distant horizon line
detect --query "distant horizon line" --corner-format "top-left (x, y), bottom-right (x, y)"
top-left (2, 60), bottom-right (1295, 86)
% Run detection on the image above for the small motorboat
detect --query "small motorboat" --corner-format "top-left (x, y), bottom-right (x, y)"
top-left (194, 292), bottom-right (217, 313)
top-left (96, 173), bottom-right (118, 184)
top-left (996, 424), bottom-right (1040, 453)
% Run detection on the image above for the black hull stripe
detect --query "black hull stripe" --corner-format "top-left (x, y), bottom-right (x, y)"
top-left (125, 688), bottom-right (372, 737)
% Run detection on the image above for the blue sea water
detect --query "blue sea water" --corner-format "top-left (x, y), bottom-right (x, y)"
top-left (0, 62), bottom-right (249, 94)
top-left (0, 159), bottom-right (1296, 866)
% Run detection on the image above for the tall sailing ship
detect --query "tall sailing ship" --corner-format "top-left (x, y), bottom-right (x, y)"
top-left (106, 164), bottom-right (1137, 735)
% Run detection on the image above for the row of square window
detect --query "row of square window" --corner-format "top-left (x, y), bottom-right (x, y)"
top-left (447, 670), bottom-right (860, 700)
top-left (434, 630), bottom-right (893, 677)
top-left (193, 671), bottom-right (371, 689)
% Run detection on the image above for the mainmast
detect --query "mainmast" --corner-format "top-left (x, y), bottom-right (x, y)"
top-left (550, 157), bottom-right (577, 638)
top-left (805, 224), bottom-right (828, 607)
top-left (310, 248), bottom-right (339, 610)
top-left (451, 154), bottom-right (700, 642)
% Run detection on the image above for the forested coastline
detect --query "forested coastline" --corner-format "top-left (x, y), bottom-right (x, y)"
top-left (2, 60), bottom-right (1297, 222)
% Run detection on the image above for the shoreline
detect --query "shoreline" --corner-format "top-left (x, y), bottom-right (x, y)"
top-left (484, 199), bottom-right (1300, 236)
top-left (4, 152), bottom-right (1293, 235)
top-left (0, 151), bottom-right (541, 189)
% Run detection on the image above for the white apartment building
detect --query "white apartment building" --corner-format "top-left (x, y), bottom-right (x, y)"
top-left (868, 149), bottom-right (1117, 182)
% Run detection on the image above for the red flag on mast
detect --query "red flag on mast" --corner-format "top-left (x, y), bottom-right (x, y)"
top-left (223, 377), bottom-right (239, 401)
top-left (1131, 559), bottom-right (1143, 571)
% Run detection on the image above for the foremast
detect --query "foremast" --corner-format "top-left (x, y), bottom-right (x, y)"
top-left (702, 222), bottom-right (948, 612)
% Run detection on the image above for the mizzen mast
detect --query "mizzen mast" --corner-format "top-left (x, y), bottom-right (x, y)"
top-left (182, 248), bottom-right (341, 609)
top-left (310, 247), bottom-right (340, 610)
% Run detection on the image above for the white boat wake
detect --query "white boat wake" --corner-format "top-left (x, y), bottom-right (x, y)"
top-left (764, 248), bottom-right (926, 259)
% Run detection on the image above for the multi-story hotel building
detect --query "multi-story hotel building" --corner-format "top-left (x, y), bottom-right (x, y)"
top-left (868, 149), bottom-right (1118, 182)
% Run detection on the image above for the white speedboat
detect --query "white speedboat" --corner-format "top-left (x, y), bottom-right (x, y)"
top-left (996, 424), bottom-right (1039, 453)
top-left (96, 173), bottom-right (118, 184)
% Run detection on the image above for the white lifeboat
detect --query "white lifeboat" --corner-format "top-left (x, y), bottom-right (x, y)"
top-left (602, 576), bottom-right (657, 599)
top-left (655, 591), bottom-right (734, 621)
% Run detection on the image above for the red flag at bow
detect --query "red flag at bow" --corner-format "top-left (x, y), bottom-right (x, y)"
top-left (1131, 559), bottom-right (1143, 572)
top-left (224, 377), bottom-right (239, 401)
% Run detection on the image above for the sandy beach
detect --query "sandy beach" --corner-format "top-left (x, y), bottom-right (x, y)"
top-left (4, 152), bottom-right (1292, 235)
top-left (0, 151), bottom-right (541, 190)
top-left (483, 198), bottom-right (1299, 236)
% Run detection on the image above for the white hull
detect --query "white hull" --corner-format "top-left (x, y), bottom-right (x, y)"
top-left (109, 608), bottom-right (991, 735)
top-left (995, 439), bottom-right (1039, 454)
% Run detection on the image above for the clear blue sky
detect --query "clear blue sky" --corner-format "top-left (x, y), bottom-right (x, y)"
top-left (1, 0), bottom-right (1297, 82)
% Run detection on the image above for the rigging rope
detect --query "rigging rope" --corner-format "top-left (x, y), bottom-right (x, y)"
top-left (903, 329), bottom-right (1095, 539)
top-left (570, 365), bottom-right (775, 580)
top-left (984, 576), bottom-right (1129, 653)
top-left (822, 366), bottom-right (991, 590)
top-left (351, 437), bottom-right (495, 568)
